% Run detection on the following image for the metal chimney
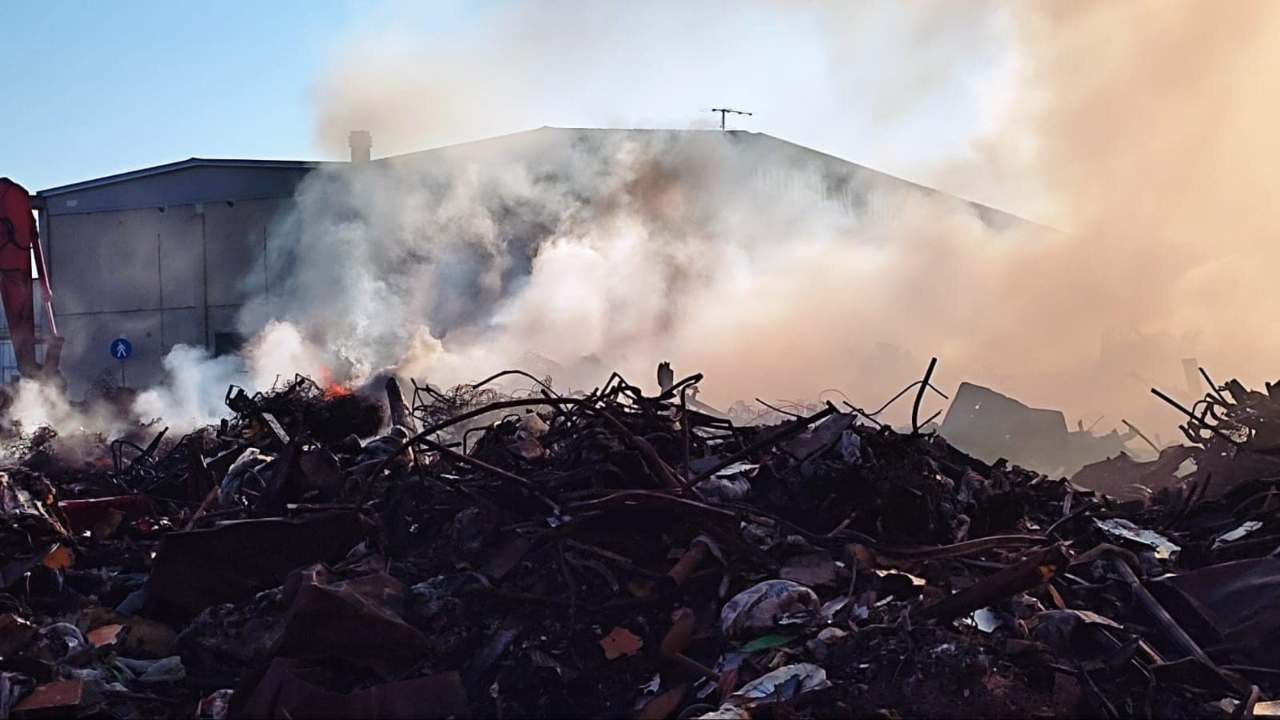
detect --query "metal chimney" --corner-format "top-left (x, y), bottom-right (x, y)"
top-left (349, 130), bottom-right (372, 163)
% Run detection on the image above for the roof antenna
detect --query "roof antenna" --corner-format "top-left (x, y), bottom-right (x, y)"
top-left (710, 108), bottom-right (752, 130)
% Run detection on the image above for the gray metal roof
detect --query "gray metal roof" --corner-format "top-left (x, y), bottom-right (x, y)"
top-left (38, 157), bottom-right (327, 196)
top-left (378, 127), bottom-right (1039, 230)
top-left (33, 130), bottom-right (1041, 228)
top-left (37, 158), bottom-right (334, 216)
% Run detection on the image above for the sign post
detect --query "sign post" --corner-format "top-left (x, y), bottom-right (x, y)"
top-left (110, 337), bottom-right (132, 387)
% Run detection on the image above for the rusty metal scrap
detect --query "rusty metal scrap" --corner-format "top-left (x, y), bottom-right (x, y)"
top-left (1, 366), bottom-right (1280, 717)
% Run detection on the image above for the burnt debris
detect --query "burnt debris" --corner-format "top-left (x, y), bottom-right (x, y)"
top-left (2, 366), bottom-right (1280, 718)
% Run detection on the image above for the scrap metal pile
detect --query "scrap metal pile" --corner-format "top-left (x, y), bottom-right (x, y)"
top-left (4, 366), bottom-right (1280, 718)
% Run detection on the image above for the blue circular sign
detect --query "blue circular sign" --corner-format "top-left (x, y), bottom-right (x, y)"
top-left (110, 337), bottom-right (132, 360)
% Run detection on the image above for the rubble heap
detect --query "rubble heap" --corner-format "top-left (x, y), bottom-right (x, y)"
top-left (3, 368), bottom-right (1280, 719)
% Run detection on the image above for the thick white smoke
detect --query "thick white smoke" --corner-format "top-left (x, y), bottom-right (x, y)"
top-left (230, 129), bottom-right (1062, 428)
top-left (11, 379), bottom-right (123, 436)
top-left (129, 321), bottom-right (331, 430)
top-left (126, 0), bottom-right (1280, 446)
top-left (131, 345), bottom-right (243, 428)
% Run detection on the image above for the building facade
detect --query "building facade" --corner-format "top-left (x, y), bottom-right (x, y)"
top-left (36, 160), bottom-right (323, 395)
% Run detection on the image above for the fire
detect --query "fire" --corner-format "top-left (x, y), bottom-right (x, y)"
top-left (317, 368), bottom-right (353, 398)
top-left (324, 382), bottom-right (352, 398)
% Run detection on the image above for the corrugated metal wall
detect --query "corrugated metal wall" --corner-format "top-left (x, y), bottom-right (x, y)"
top-left (43, 197), bottom-right (291, 396)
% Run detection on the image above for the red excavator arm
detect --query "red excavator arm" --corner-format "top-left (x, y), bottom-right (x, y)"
top-left (0, 177), bottom-right (63, 380)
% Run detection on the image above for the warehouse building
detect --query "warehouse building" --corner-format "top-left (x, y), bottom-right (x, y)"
top-left (33, 128), bottom-right (1031, 396)
top-left (35, 159), bottom-right (324, 394)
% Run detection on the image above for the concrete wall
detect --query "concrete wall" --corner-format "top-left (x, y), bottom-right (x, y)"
top-left (44, 197), bottom-right (292, 396)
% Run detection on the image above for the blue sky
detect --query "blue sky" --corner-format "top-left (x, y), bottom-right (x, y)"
top-left (4, 1), bottom-right (1014, 209)
top-left (5, 0), bottom-right (344, 189)
top-left (4, 0), bottom-right (483, 190)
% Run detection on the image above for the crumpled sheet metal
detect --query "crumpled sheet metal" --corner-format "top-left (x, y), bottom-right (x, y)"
top-left (1152, 556), bottom-right (1280, 670)
top-left (941, 381), bottom-right (1127, 475)
top-left (145, 512), bottom-right (370, 623)
top-left (1094, 517), bottom-right (1181, 561)
top-left (728, 662), bottom-right (831, 707)
top-left (272, 561), bottom-right (429, 677)
top-left (0, 470), bottom-right (69, 547)
top-left (1070, 445), bottom-right (1197, 501)
top-left (232, 658), bottom-right (469, 719)
top-left (783, 412), bottom-right (858, 463)
top-left (1193, 444), bottom-right (1280, 501)
top-left (215, 556), bottom-right (435, 715)
top-left (1, 471), bottom-right (74, 589)
top-left (15, 368), bottom-right (1280, 717)
top-left (0, 471), bottom-right (68, 533)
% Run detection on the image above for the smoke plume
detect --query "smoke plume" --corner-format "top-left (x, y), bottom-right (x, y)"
top-left (237, 128), bottom-right (1050, 428)
top-left (128, 0), bottom-right (1280, 442)
top-left (946, 0), bottom-right (1280, 432)
top-left (130, 321), bottom-right (332, 429)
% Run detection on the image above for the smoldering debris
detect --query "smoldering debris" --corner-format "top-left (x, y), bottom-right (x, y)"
top-left (3, 362), bottom-right (1280, 718)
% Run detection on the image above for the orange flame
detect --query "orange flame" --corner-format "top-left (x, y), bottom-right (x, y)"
top-left (317, 368), bottom-right (353, 398)
top-left (325, 383), bottom-right (352, 398)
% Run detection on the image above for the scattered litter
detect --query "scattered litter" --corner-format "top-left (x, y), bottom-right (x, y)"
top-left (12, 679), bottom-right (85, 715)
top-left (0, 366), bottom-right (1277, 717)
top-left (1095, 517), bottom-right (1181, 561)
top-left (964, 607), bottom-right (1004, 633)
top-left (738, 633), bottom-right (796, 653)
top-left (872, 568), bottom-right (928, 587)
top-left (720, 580), bottom-right (820, 638)
top-left (1213, 520), bottom-right (1264, 549)
top-left (86, 624), bottom-right (124, 648)
top-left (727, 663), bottom-right (831, 706)
top-left (601, 627), bottom-right (644, 659)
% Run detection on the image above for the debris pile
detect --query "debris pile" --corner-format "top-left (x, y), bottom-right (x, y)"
top-left (3, 366), bottom-right (1280, 718)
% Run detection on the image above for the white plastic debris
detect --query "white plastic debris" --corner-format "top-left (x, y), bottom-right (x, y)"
top-left (695, 475), bottom-right (752, 503)
top-left (837, 430), bottom-right (862, 464)
top-left (517, 412), bottom-right (549, 438)
top-left (715, 462), bottom-right (760, 477)
top-left (1094, 518), bottom-right (1181, 561)
top-left (220, 447), bottom-right (268, 506)
top-left (1212, 520), bottom-right (1263, 549)
top-left (638, 674), bottom-right (661, 695)
top-left (696, 463), bottom-right (759, 503)
top-left (728, 663), bottom-right (831, 706)
top-left (692, 534), bottom-right (726, 564)
top-left (818, 595), bottom-right (849, 623)
top-left (970, 608), bottom-right (1003, 633)
top-left (784, 413), bottom-right (857, 461)
top-left (720, 579), bottom-right (819, 638)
